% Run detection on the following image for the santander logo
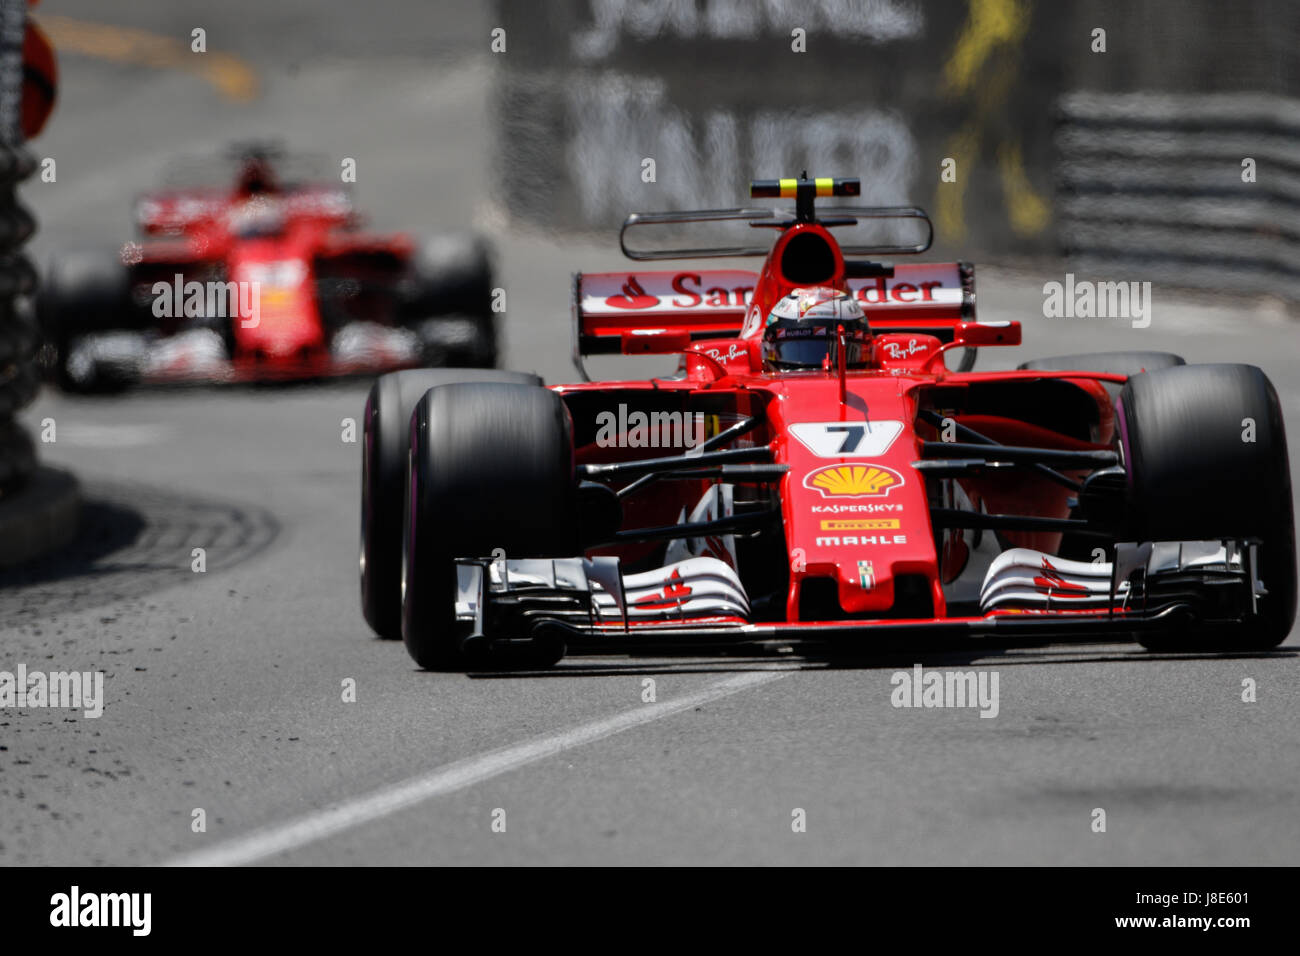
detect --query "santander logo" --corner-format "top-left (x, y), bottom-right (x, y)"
top-left (605, 275), bottom-right (659, 310)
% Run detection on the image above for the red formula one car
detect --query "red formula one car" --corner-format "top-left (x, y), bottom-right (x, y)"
top-left (360, 175), bottom-right (1296, 670)
top-left (38, 144), bottom-right (497, 390)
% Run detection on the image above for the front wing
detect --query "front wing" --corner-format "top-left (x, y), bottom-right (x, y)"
top-left (63, 322), bottom-right (432, 386)
top-left (452, 542), bottom-right (1267, 656)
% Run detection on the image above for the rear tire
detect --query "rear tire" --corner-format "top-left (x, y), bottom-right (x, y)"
top-left (402, 234), bottom-right (496, 367)
top-left (360, 368), bottom-right (542, 640)
top-left (412, 313), bottom-right (496, 369)
top-left (1019, 351), bottom-right (1184, 401)
top-left (401, 382), bottom-right (579, 670)
top-left (1118, 364), bottom-right (1296, 650)
top-left (1018, 351), bottom-right (1185, 375)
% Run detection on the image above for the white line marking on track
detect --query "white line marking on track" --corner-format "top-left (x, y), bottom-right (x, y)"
top-left (55, 423), bottom-right (174, 448)
top-left (164, 668), bottom-right (791, 866)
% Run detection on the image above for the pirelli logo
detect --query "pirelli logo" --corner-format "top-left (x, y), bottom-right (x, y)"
top-left (820, 519), bottom-right (901, 531)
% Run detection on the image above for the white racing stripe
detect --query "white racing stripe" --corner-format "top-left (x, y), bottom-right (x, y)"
top-left (165, 668), bottom-right (790, 867)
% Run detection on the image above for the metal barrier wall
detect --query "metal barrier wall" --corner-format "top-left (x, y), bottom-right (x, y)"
top-left (1056, 91), bottom-right (1300, 302)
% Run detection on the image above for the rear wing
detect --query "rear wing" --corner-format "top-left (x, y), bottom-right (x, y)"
top-left (573, 262), bottom-right (976, 365)
top-left (574, 270), bottom-right (757, 356)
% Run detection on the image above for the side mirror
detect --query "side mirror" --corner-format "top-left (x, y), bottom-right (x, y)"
top-left (920, 321), bottom-right (1023, 373)
top-left (954, 321), bottom-right (1020, 348)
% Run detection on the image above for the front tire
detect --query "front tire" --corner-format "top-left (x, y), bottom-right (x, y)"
top-left (360, 368), bottom-right (542, 640)
top-left (401, 382), bottom-right (579, 670)
top-left (1118, 364), bottom-right (1296, 650)
top-left (37, 250), bottom-right (134, 391)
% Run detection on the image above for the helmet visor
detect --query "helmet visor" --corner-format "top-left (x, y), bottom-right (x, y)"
top-left (767, 337), bottom-right (833, 369)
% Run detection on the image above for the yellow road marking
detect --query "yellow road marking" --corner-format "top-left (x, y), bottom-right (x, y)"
top-left (935, 0), bottom-right (1048, 240)
top-left (37, 15), bottom-right (258, 102)
top-left (998, 140), bottom-right (1050, 236)
top-left (942, 0), bottom-right (1026, 95)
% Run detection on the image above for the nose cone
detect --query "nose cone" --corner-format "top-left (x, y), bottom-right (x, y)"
top-left (227, 245), bottom-right (324, 359)
top-left (771, 376), bottom-right (942, 622)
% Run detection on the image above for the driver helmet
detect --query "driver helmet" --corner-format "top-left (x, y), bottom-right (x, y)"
top-left (762, 286), bottom-right (871, 371)
top-left (237, 156), bottom-right (279, 196)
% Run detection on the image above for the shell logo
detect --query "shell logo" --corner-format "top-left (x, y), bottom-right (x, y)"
top-left (803, 463), bottom-right (904, 498)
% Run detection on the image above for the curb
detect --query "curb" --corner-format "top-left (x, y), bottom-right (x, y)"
top-left (0, 465), bottom-right (80, 569)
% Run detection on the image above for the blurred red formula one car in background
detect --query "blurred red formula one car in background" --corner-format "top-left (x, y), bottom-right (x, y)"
top-left (37, 142), bottom-right (497, 390)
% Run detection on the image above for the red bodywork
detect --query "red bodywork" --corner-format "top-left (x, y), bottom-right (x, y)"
top-left (556, 222), bottom-right (1126, 636)
top-left (124, 167), bottom-right (421, 382)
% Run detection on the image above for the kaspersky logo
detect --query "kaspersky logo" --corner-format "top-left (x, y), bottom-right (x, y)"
top-left (605, 276), bottom-right (658, 310)
top-left (803, 463), bottom-right (905, 498)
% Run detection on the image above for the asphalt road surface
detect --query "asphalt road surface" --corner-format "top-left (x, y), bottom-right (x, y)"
top-left (2, 1), bottom-right (1297, 866)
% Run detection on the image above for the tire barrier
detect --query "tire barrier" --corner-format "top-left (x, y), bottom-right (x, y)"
top-left (0, 0), bottom-right (77, 570)
top-left (0, 0), bottom-right (40, 494)
top-left (0, 151), bottom-right (39, 494)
